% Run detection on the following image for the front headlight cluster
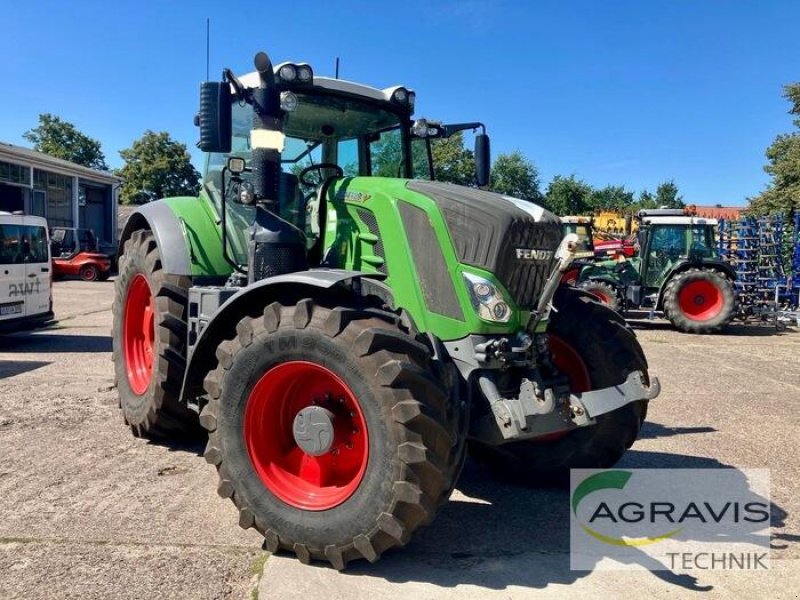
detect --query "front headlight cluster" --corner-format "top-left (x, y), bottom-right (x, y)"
top-left (463, 273), bottom-right (511, 323)
top-left (276, 63), bottom-right (314, 84)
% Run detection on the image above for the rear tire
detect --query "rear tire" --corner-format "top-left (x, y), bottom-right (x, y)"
top-left (578, 280), bottom-right (621, 311)
top-left (201, 299), bottom-right (463, 568)
top-left (470, 287), bottom-right (648, 484)
top-left (663, 268), bottom-right (735, 333)
top-left (112, 230), bottom-right (202, 439)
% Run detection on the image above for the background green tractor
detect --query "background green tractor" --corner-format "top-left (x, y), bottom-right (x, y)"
top-left (112, 50), bottom-right (659, 568)
top-left (577, 209), bottom-right (737, 333)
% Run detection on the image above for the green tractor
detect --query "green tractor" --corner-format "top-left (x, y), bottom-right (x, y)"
top-left (577, 210), bottom-right (736, 333)
top-left (112, 51), bottom-right (659, 568)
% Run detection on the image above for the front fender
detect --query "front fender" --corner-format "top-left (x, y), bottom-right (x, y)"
top-left (118, 196), bottom-right (232, 277)
top-left (179, 269), bottom-right (383, 403)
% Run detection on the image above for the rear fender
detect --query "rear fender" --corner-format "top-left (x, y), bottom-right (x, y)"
top-left (179, 270), bottom-right (389, 403)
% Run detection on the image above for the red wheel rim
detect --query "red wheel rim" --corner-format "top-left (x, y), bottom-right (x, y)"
top-left (587, 289), bottom-right (611, 305)
top-left (123, 274), bottom-right (155, 395)
top-left (81, 266), bottom-right (97, 281)
top-left (244, 361), bottom-right (369, 511)
top-left (677, 279), bottom-right (723, 321)
top-left (534, 335), bottom-right (592, 442)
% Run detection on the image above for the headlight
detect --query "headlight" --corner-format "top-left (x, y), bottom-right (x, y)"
top-left (278, 64), bottom-right (297, 82)
top-left (463, 273), bottom-right (511, 323)
top-left (296, 64), bottom-right (313, 83)
top-left (280, 91), bottom-right (298, 112)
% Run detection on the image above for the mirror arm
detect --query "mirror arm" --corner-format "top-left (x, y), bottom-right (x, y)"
top-left (443, 122), bottom-right (486, 137)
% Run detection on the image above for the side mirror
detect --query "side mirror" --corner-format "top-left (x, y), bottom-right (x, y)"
top-left (474, 133), bottom-right (491, 188)
top-left (196, 81), bottom-right (232, 153)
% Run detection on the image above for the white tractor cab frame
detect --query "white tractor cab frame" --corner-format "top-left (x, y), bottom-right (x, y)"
top-left (0, 212), bottom-right (54, 334)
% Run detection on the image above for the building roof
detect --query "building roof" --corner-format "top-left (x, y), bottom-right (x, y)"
top-left (0, 142), bottom-right (121, 184)
top-left (691, 205), bottom-right (742, 220)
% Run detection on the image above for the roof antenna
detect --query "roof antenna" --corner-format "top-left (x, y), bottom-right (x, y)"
top-left (335, 57), bottom-right (340, 79)
top-left (205, 18), bottom-right (210, 80)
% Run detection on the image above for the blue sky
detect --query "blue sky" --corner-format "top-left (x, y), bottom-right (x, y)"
top-left (1, 0), bottom-right (798, 206)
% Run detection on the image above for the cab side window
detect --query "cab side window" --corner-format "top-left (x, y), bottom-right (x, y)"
top-left (25, 226), bottom-right (49, 263)
top-left (0, 225), bottom-right (22, 264)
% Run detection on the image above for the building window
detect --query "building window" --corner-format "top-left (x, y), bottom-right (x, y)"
top-left (34, 169), bottom-right (73, 227)
top-left (0, 160), bottom-right (31, 186)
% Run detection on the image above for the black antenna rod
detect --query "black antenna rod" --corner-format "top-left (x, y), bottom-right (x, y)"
top-left (206, 18), bottom-right (210, 80)
top-left (335, 57), bottom-right (340, 79)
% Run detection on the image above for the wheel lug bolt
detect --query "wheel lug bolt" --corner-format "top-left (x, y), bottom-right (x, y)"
top-left (349, 411), bottom-right (355, 418)
top-left (338, 397), bottom-right (345, 404)
top-left (345, 442), bottom-right (353, 450)
top-left (352, 428), bottom-right (359, 435)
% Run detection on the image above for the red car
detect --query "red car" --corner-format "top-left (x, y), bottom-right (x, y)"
top-left (50, 228), bottom-right (112, 281)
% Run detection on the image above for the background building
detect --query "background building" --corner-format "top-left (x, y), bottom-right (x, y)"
top-left (0, 142), bottom-right (120, 249)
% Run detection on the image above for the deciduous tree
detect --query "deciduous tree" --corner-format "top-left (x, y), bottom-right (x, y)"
top-left (117, 131), bottom-right (200, 204)
top-left (23, 113), bottom-right (107, 170)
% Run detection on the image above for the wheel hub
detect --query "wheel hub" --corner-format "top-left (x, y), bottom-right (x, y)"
top-left (292, 406), bottom-right (335, 456)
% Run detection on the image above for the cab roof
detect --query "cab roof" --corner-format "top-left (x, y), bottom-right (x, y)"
top-left (236, 70), bottom-right (409, 105)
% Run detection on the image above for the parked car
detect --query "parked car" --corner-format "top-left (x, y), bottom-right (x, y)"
top-left (0, 212), bottom-right (54, 333)
top-left (49, 227), bottom-right (112, 282)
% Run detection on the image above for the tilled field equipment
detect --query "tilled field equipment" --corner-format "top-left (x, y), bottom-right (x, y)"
top-left (576, 209), bottom-right (737, 333)
top-left (718, 214), bottom-right (800, 327)
top-left (112, 51), bottom-right (659, 568)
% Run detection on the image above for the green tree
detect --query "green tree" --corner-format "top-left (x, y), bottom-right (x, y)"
top-left (748, 83), bottom-right (800, 217)
top-left (637, 189), bottom-right (657, 210)
top-left (490, 150), bottom-right (542, 201)
top-left (654, 180), bottom-right (684, 208)
top-left (23, 113), bottom-right (107, 170)
top-left (117, 131), bottom-right (200, 204)
top-left (430, 132), bottom-right (475, 186)
top-left (543, 175), bottom-right (594, 216)
top-left (589, 184), bottom-right (635, 211)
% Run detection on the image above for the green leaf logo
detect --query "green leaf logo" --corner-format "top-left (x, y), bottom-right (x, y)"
top-left (572, 470), bottom-right (682, 547)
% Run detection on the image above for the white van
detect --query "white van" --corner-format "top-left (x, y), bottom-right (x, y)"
top-left (0, 212), bottom-right (54, 333)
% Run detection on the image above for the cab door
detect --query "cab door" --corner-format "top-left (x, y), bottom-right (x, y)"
top-left (21, 218), bottom-right (51, 318)
top-left (0, 221), bottom-right (27, 322)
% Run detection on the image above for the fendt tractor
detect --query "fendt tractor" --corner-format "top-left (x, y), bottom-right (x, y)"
top-left (576, 210), bottom-right (737, 333)
top-left (112, 50), bottom-right (659, 568)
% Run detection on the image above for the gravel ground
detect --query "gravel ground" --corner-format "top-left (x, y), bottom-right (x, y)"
top-left (0, 280), bottom-right (797, 599)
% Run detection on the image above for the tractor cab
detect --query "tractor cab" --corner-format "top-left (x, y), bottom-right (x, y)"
top-left (199, 67), bottom-right (491, 271)
top-left (560, 216), bottom-right (595, 258)
top-left (637, 210), bottom-right (718, 289)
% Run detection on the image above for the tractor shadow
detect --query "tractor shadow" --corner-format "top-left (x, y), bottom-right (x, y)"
top-left (343, 451), bottom-right (786, 593)
top-left (0, 359), bottom-right (51, 378)
top-left (638, 422), bottom-right (717, 440)
top-left (625, 313), bottom-right (793, 337)
top-left (0, 332), bottom-right (112, 353)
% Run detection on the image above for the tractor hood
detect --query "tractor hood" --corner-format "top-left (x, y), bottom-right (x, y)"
top-left (406, 181), bottom-right (563, 309)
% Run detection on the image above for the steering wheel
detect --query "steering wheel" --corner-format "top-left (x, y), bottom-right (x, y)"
top-left (298, 163), bottom-right (344, 187)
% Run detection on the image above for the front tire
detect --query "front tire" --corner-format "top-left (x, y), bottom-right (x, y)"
top-left (662, 268), bottom-right (735, 333)
top-left (112, 230), bottom-right (202, 439)
top-left (80, 264), bottom-right (99, 282)
top-left (578, 280), bottom-right (621, 311)
top-left (470, 288), bottom-right (648, 483)
top-left (201, 299), bottom-right (462, 568)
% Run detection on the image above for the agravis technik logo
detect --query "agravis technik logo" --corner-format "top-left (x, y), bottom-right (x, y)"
top-left (570, 469), bottom-right (771, 571)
